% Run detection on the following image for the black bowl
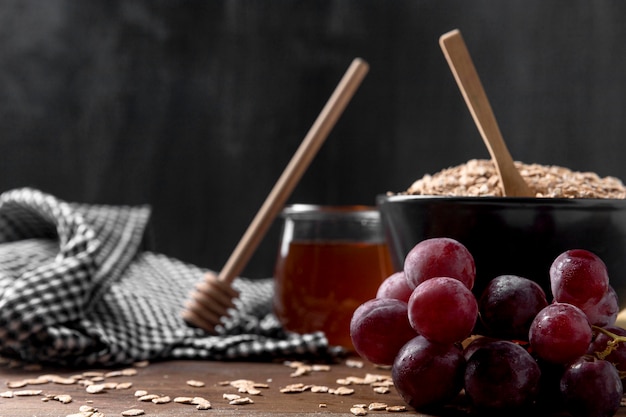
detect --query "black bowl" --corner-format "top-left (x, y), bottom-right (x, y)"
top-left (377, 194), bottom-right (626, 309)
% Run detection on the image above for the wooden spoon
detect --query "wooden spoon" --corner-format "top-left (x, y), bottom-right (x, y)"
top-left (439, 29), bottom-right (533, 197)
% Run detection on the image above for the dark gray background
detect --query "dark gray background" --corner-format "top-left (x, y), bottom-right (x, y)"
top-left (1, 1), bottom-right (625, 278)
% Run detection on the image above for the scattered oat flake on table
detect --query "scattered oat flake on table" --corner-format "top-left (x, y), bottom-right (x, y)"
top-left (346, 359), bottom-right (364, 368)
top-left (49, 375), bottom-right (78, 385)
top-left (80, 405), bottom-right (98, 412)
top-left (134, 360), bottom-right (150, 368)
top-left (186, 379), bottom-right (205, 387)
top-left (0, 390), bottom-right (13, 398)
top-left (330, 386), bottom-right (354, 396)
top-left (82, 371), bottom-right (105, 378)
top-left (285, 361), bottom-right (330, 377)
top-left (223, 393), bottom-right (241, 401)
top-left (319, 403), bottom-right (327, 408)
top-left (368, 402), bottom-right (387, 411)
top-left (138, 394), bottom-right (160, 401)
top-left (386, 405), bottom-right (407, 412)
top-left (229, 396), bottom-right (254, 405)
top-left (350, 406), bottom-right (368, 416)
top-left (115, 382), bottom-right (133, 390)
top-left (134, 390), bottom-right (148, 397)
top-left (121, 409), bottom-right (145, 416)
top-left (228, 379), bottom-right (267, 395)
top-left (14, 389), bottom-right (42, 396)
top-left (174, 396), bottom-right (195, 404)
top-left (25, 376), bottom-right (49, 385)
top-left (6, 380), bottom-right (28, 388)
top-left (152, 395), bottom-right (171, 404)
top-left (191, 397), bottom-right (212, 409)
top-left (310, 385), bottom-right (329, 393)
top-left (373, 386), bottom-right (390, 394)
top-left (86, 384), bottom-right (107, 394)
top-left (53, 394), bottom-right (73, 404)
top-left (280, 383), bottom-right (310, 393)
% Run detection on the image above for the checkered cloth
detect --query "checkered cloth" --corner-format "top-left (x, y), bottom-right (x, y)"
top-left (0, 188), bottom-right (343, 366)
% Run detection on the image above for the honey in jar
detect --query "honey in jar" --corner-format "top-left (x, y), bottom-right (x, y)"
top-left (273, 205), bottom-right (395, 350)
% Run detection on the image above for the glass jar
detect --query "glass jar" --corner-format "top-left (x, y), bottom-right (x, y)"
top-left (273, 205), bottom-right (395, 350)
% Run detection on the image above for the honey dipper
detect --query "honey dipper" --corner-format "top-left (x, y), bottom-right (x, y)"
top-left (182, 58), bottom-right (370, 332)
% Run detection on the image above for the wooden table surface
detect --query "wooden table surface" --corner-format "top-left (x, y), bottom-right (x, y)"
top-left (0, 355), bottom-right (624, 417)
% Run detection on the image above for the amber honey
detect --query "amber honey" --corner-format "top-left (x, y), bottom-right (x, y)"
top-left (273, 239), bottom-right (394, 350)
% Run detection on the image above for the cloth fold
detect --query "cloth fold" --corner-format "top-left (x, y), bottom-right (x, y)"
top-left (0, 188), bottom-right (341, 366)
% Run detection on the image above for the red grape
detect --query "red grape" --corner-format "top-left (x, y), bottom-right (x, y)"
top-left (376, 271), bottom-right (412, 303)
top-left (478, 275), bottom-right (548, 340)
top-left (408, 277), bottom-right (478, 344)
top-left (529, 302), bottom-right (592, 364)
top-left (464, 340), bottom-right (541, 409)
top-left (550, 249), bottom-right (609, 311)
top-left (560, 356), bottom-right (623, 417)
top-left (462, 335), bottom-right (498, 361)
top-left (403, 237), bottom-right (475, 290)
top-left (392, 335), bottom-right (465, 410)
top-left (585, 285), bottom-right (619, 327)
top-left (349, 298), bottom-right (417, 365)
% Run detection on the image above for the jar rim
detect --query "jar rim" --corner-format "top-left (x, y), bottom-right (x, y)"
top-left (281, 204), bottom-right (380, 219)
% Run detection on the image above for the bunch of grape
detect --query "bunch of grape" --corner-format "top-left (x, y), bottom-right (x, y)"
top-left (350, 237), bottom-right (625, 416)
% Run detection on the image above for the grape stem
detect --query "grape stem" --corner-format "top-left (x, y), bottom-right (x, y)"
top-left (591, 325), bottom-right (626, 378)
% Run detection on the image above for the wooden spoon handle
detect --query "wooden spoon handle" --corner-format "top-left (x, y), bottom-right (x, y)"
top-left (439, 29), bottom-right (533, 197)
top-left (218, 58), bottom-right (370, 284)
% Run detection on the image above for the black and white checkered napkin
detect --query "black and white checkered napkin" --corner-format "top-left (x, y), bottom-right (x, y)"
top-left (0, 188), bottom-right (342, 366)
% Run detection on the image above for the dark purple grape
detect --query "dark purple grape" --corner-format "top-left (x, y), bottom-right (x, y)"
top-left (350, 298), bottom-right (417, 365)
top-left (529, 302), bottom-right (592, 364)
top-left (407, 277), bottom-right (478, 344)
top-left (588, 325), bottom-right (626, 378)
top-left (585, 285), bottom-right (619, 327)
top-left (478, 275), bottom-right (548, 340)
top-left (464, 340), bottom-right (541, 410)
top-left (376, 271), bottom-right (412, 303)
top-left (560, 356), bottom-right (623, 417)
top-left (403, 237), bottom-right (475, 290)
top-left (392, 335), bottom-right (465, 410)
top-left (550, 249), bottom-right (609, 311)
top-left (462, 335), bottom-right (498, 361)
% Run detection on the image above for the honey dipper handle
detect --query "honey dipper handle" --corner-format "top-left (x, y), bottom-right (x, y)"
top-left (218, 58), bottom-right (370, 284)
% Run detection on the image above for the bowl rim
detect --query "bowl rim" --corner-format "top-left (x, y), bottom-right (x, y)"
top-left (377, 194), bottom-right (626, 206)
